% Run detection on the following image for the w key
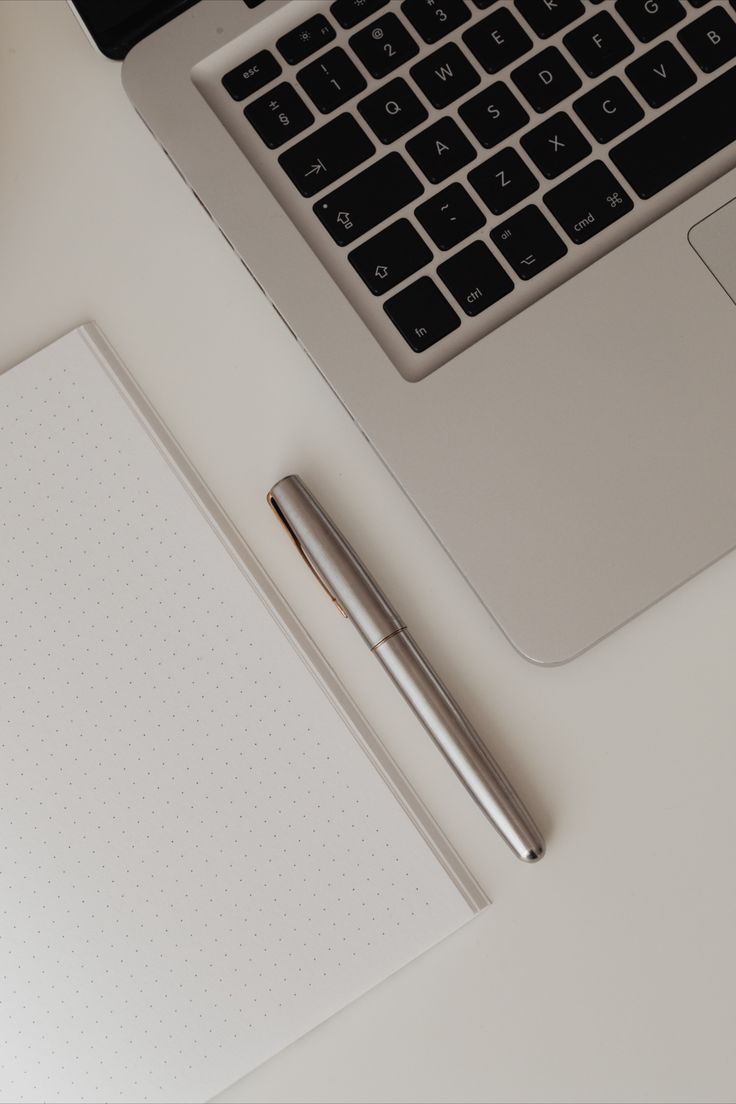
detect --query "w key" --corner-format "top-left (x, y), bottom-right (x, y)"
top-left (278, 114), bottom-right (375, 197)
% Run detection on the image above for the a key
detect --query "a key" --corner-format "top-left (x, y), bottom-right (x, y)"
top-left (297, 47), bottom-right (367, 113)
top-left (348, 218), bottom-right (432, 293)
top-left (277, 16), bottom-right (335, 66)
top-left (222, 50), bottom-right (281, 101)
top-left (511, 47), bottom-right (582, 113)
top-left (330, 0), bottom-right (390, 29)
top-left (573, 76), bottom-right (644, 142)
top-left (458, 82), bottom-right (529, 148)
top-left (562, 11), bottom-right (634, 78)
top-left (610, 64), bottom-right (736, 198)
top-left (513, 0), bottom-right (585, 38)
top-left (314, 153), bottom-right (424, 245)
top-left (401, 0), bottom-right (472, 44)
top-left (614, 0), bottom-right (686, 42)
top-left (349, 12), bottom-right (419, 78)
top-left (543, 159), bottom-right (634, 243)
top-left (410, 42), bottom-right (480, 108)
top-left (358, 78), bottom-right (428, 143)
top-left (462, 9), bottom-right (533, 73)
top-left (678, 6), bottom-right (736, 72)
top-left (383, 276), bottom-right (461, 351)
top-left (490, 204), bottom-right (567, 278)
top-left (468, 147), bottom-right (539, 214)
top-left (520, 112), bottom-right (592, 179)
top-left (244, 82), bottom-right (314, 149)
top-left (625, 41), bottom-right (696, 107)
top-left (415, 182), bottom-right (486, 250)
top-left (437, 240), bottom-right (514, 316)
top-left (405, 117), bottom-right (477, 183)
top-left (278, 114), bottom-right (374, 196)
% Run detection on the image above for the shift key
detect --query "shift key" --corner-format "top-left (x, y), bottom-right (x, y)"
top-left (314, 153), bottom-right (424, 245)
top-left (279, 114), bottom-right (375, 197)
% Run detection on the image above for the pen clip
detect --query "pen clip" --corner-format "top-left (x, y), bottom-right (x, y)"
top-left (267, 492), bottom-right (349, 618)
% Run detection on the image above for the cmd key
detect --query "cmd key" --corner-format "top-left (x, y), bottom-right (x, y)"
top-left (314, 153), bottom-right (424, 245)
top-left (544, 160), bottom-right (633, 243)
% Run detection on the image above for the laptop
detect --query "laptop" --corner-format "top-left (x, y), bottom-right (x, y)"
top-left (71, 0), bottom-right (736, 663)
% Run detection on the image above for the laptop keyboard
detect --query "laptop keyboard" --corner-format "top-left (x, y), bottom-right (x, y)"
top-left (213, 0), bottom-right (736, 380)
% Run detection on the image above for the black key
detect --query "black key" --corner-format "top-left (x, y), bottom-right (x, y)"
top-left (410, 43), bottom-right (480, 108)
top-left (573, 76), bottom-right (644, 142)
top-left (625, 41), bottom-right (696, 107)
top-left (614, 0), bottom-right (686, 42)
top-left (462, 9), bottom-right (533, 73)
top-left (244, 0), bottom-right (267, 6)
top-left (687, 0), bottom-right (711, 7)
top-left (520, 111), bottom-right (592, 179)
top-left (222, 50), bottom-right (281, 101)
top-left (458, 81), bottom-right (529, 148)
top-left (415, 181), bottom-right (486, 249)
top-left (468, 146), bottom-right (538, 214)
top-left (348, 218), bottom-right (432, 292)
top-left (563, 11), bottom-right (635, 78)
top-left (349, 13), bottom-right (419, 78)
top-left (358, 78), bottom-right (428, 143)
top-left (438, 240), bottom-right (514, 315)
top-left (314, 153), bottom-right (424, 244)
top-left (278, 113), bottom-right (374, 196)
top-left (383, 277), bottom-right (461, 351)
top-left (490, 204), bottom-right (567, 278)
top-left (277, 16), bottom-right (335, 65)
top-left (297, 47), bottom-right (367, 113)
top-left (244, 82), bottom-right (314, 149)
top-left (405, 117), bottom-right (477, 183)
top-left (401, 0), bottom-right (472, 43)
top-left (472, 0), bottom-right (501, 7)
top-left (514, 0), bottom-right (585, 38)
top-left (678, 6), bottom-right (736, 71)
top-left (330, 0), bottom-right (389, 28)
top-left (543, 159), bottom-right (633, 243)
top-left (610, 64), bottom-right (736, 197)
top-left (511, 47), bottom-right (582, 113)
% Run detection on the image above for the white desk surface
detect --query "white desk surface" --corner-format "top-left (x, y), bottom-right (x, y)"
top-left (3, 3), bottom-right (735, 1101)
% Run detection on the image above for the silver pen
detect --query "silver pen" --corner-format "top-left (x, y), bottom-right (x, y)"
top-left (267, 475), bottom-right (545, 863)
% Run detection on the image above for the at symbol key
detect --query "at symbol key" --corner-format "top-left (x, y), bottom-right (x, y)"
top-left (278, 114), bottom-right (375, 197)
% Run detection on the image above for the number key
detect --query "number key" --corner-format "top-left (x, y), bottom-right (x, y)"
top-left (297, 47), bottom-right (367, 113)
top-left (350, 13), bottom-right (419, 78)
top-left (401, 0), bottom-right (472, 44)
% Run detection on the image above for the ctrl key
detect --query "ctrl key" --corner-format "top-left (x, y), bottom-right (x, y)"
top-left (384, 277), bottom-right (461, 352)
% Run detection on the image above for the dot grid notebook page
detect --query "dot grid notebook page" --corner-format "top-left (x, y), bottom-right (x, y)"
top-left (0, 328), bottom-right (483, 1104)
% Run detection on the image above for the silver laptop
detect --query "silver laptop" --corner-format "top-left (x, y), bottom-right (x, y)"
top-left (73, 0), bottom-right (736, 663)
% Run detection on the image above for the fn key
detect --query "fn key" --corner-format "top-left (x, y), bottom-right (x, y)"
top-left (384, 277), bottom-right (461, 352)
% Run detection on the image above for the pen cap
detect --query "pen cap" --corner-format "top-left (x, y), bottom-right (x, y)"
top-left (268, 475), bottom-right (405, 648)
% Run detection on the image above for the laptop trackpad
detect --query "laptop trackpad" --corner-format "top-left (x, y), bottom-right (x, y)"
top-left (689, 198), bottom-right (736, 304)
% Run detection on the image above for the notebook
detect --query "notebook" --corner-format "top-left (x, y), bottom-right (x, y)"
top-left (0, 326), bottom-right (486, 1104)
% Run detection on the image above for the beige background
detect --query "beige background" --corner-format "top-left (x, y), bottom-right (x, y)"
top-left (2, 2), bottom-right (735, 1101)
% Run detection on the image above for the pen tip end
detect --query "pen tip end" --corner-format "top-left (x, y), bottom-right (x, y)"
top-left (519, 841), bottom-right (545, 863)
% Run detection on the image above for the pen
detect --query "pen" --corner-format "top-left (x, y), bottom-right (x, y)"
top-left (267, 474), bottom-right (545, 863)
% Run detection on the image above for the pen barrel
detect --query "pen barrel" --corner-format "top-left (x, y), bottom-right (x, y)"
top-left (373, 630), bottom-right (545, 863)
